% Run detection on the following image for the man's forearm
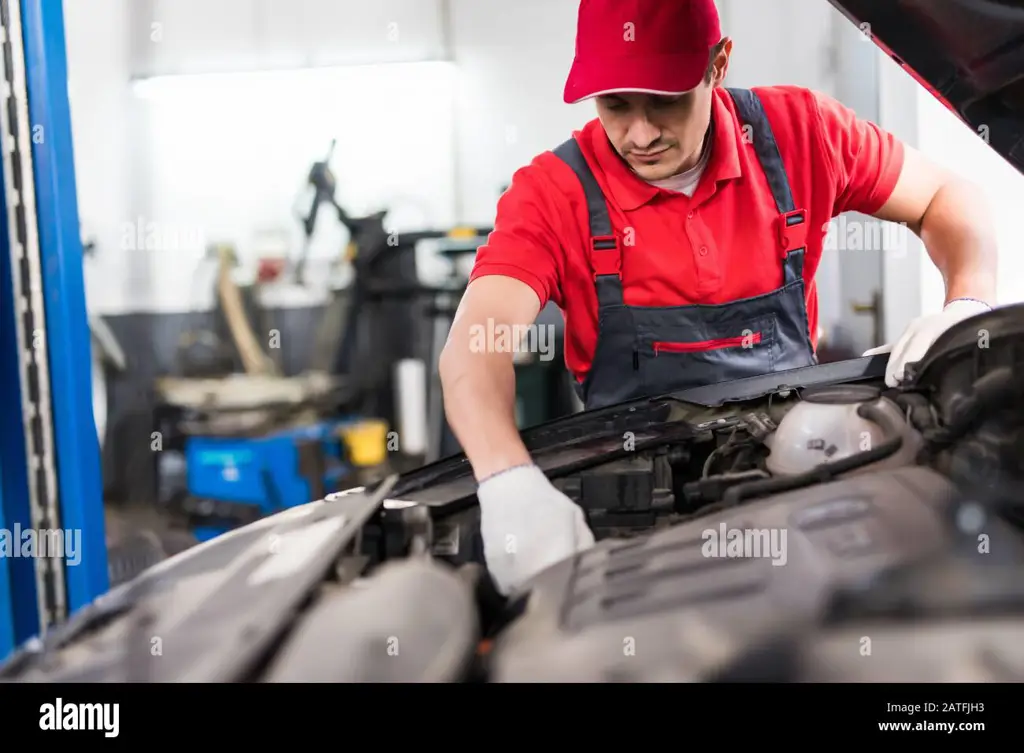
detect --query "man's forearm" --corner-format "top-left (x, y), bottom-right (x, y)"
top-left (439, 351), bottom-right (532, 481)
top-left (919, 179), bottom-right (998, 305)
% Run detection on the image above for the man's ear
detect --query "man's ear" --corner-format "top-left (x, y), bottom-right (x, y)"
top-left (712, 37), bottom-right (732, 86)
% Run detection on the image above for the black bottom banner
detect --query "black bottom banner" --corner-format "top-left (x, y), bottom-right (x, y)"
top-left (0, 682), bottom-right (1007, 744)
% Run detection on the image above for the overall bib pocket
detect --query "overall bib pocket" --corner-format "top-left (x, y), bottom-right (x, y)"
top-left (640, 317), bottom-right (778, 393)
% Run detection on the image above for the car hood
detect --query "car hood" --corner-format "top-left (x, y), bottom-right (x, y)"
top-left (827, 0), bottom-right (1024, 174)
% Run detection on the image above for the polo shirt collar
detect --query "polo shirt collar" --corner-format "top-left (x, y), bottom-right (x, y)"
top-left (586, 87), bottom-right (743, 212)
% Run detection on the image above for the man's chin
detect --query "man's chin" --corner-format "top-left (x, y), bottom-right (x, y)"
top-left (629, 160), bottom-right (680, 181)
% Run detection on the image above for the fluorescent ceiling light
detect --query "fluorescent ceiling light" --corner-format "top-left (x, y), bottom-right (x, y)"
top-left (131, 60), bottom-right (456, 100)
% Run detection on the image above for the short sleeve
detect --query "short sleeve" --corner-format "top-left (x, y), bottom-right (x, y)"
top-left (468, 164), bottom-right (563, 309)
top-left (812, 90), bottom-right (905, 217)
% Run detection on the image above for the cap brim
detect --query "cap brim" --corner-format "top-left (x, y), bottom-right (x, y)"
top-left (563, 51), bottom-right (709, 105)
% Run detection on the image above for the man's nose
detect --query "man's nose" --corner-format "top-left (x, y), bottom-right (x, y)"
top-left (626, 118), bottom-right (661, 150)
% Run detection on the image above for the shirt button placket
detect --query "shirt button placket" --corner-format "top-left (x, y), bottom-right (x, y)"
top-left (687, 210), bottom-right (706, 276)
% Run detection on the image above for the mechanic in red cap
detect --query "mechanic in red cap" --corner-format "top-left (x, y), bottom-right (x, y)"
top-left (440, 0), bottom-right (998, 594)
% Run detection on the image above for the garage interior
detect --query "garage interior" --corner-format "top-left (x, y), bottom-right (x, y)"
top-left (2, 0), bottom-right (1024, 670)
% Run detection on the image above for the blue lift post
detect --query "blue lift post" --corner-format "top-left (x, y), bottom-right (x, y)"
top-left (0, 465), bottom-right (14, 659)
top-left (0, 0), bottom-right (109, 658)
top-left (21, 0), bottom-right (109, 611)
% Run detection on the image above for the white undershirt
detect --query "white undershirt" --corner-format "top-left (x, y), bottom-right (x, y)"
top-left (644, 131), bottom-right (712, 197)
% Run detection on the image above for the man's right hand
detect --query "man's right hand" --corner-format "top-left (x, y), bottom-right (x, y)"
top-left (477, 464), bottom-right (595, 595)
top-left (438, 276), bottom-right (591, 592)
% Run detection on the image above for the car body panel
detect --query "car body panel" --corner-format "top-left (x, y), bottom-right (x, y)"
top-left (826, 0), bottom-right (1024, 176)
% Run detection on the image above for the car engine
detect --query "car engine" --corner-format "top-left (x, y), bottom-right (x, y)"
top-left (548, 381), bottom-right (924, 541)
top-left (475, 305), bottom-right (1024, 682)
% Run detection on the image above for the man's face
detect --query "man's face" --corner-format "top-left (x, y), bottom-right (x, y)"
top-left (594, 41), bottom-right (729, 181)
top-left (596, 85), bottom-right (714, 181)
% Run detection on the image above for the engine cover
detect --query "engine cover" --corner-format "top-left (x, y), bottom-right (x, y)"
top-left (488, 466), bottom-right (958, 682)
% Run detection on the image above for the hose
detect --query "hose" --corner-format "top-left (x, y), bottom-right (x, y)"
top-left (923, 366), bottom-right (1018, 447)
top-left (896, 391), bottom-right (939, 434)
top-left (720, 400), bottom-right (904, 506)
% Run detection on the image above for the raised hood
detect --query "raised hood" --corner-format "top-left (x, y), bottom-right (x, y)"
top-left (827, 0), bottom-right (1024, 174)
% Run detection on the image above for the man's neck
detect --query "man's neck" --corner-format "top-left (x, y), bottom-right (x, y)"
top-left (674, 124), bottom-right (713, 177)
top-left (645, 125), bottom-right (713, 196)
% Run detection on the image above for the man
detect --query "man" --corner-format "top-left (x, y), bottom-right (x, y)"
top-left (439, 0), bottom-right (998, 595)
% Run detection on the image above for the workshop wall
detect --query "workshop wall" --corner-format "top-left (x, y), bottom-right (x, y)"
top-left (915, 87), bottom-right (1024, 309)
top-left (447, 0), bottom-right (590, 226)
top-left (65, 0), bottom-right (136, 315)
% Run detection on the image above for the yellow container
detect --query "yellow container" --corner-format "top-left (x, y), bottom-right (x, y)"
top-left (447, 226), bottom-right (477, 239)
top-left (341, 419), bottom-right (389, 467)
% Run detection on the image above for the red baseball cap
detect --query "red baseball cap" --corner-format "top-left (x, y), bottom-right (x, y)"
top-left (563, 0), bottom-right (723, 104)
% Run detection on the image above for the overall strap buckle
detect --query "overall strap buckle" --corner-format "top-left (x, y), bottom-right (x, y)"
top-left (591, 234), bottom-right (621, 279)
top-left (777, 209), bottom-right (808, 256)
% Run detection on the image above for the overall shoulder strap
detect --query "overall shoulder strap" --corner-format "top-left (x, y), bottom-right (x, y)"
top-left (725, 87), bottom-right (797, 214)
top-left (551, 137), bottom-right (621, 279)
top-left (552, 138), bottom-right (612, 240)
top-left (725, 87), bottom-right (808, 269)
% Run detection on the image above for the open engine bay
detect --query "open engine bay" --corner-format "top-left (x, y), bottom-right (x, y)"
top-left (4, 303), bottom-right (1024, 683)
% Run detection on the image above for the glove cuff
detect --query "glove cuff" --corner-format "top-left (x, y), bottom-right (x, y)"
top-left (945, 297), bottom-right (992, 312)
top-left (477, 462), bottom-right (537, 487)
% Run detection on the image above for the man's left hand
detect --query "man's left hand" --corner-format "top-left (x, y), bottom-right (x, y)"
top-left (862, 298), bottom-right (992, 387)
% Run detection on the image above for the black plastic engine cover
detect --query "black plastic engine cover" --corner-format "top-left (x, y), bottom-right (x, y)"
top-left (488, 466), bottom-right (958, 682)
top-left (904, 302), bottom-right (1024, 512)
top-left (908, 302), bottom-right (1024, 408)
top-left (556, 454), bottom-right (676, 537)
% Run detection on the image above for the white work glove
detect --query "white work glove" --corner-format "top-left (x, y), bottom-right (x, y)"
top-left (863, 298), bottom-right (992, 386)
top-left (477, 464), bottom-right (595, 595)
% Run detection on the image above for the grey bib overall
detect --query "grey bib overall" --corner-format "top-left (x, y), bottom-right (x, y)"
top-left (552, 87), bottom-right (817, 410)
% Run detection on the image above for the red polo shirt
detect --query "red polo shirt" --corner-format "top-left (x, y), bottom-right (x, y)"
top-left (469, 85), bottom-right (904, 383)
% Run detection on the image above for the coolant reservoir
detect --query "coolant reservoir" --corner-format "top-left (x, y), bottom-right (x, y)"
top-left (764, 384), bottom-right (887, 476)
